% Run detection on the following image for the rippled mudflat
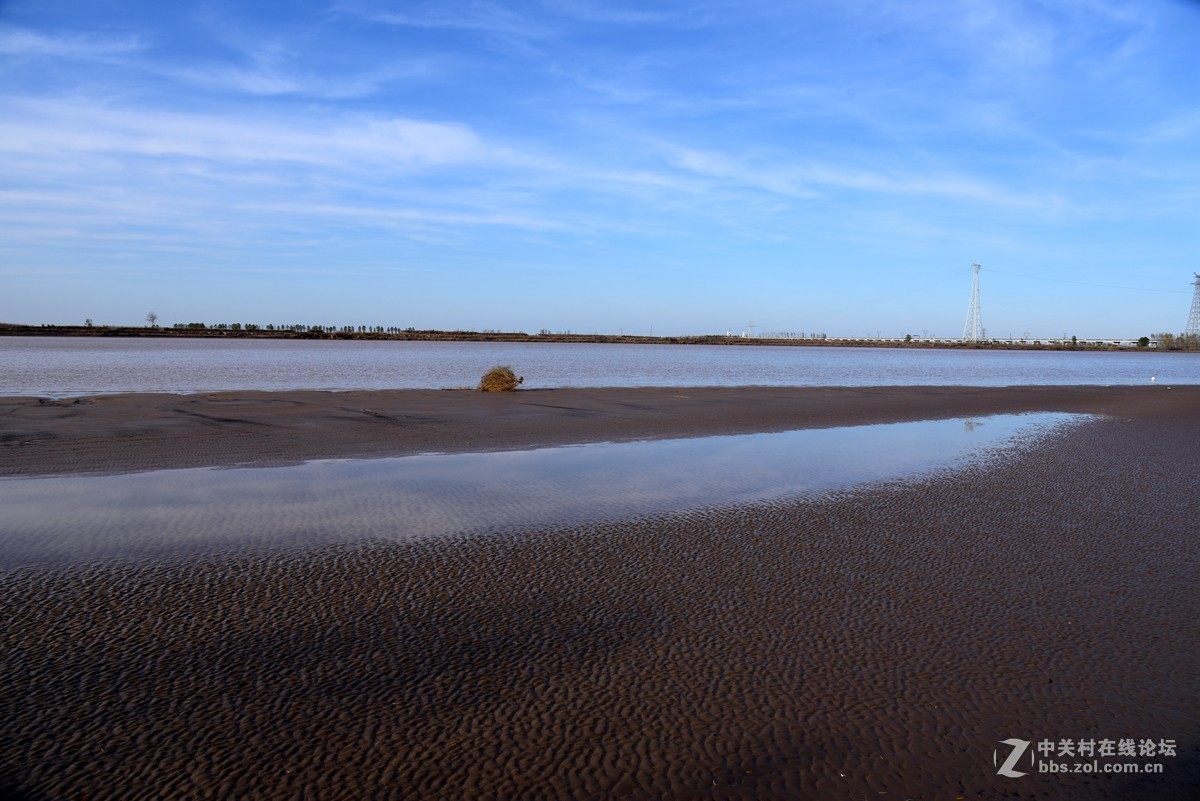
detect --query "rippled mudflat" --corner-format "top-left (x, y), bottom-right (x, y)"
top-left (0, 413), bottom-right (1079, 568)
top-left (2, 411), bottom-right (1197, 800)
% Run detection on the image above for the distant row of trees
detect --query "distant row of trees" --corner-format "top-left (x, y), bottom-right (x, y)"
top-left (171, 322), bottom-right (418, 334)
top-left (94, 315), bottom-right (1195, 349)
top-left (757, 332), bottom-right (829, 340)
top-left (1152, 333), bottom-right (1200, 350)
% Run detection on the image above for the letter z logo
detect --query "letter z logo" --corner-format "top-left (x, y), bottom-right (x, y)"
top-left (994, 738), bottom-right (1031, 777)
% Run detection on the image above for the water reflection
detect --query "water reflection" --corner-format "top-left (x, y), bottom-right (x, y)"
top-left (0, 413), bottom-right (1087, 568)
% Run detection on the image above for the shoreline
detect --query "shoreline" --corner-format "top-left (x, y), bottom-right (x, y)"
top-left (3, 384), bottom-right (1199, 477)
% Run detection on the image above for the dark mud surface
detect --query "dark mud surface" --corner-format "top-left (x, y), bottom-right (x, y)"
top-left (3, 384), bottom-right (1197, 477)
top-left (1, 402), bottom-right (1198, 799)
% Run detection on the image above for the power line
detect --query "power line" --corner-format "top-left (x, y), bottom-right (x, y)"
top-left (986, 268), bottom-right (1186, 295)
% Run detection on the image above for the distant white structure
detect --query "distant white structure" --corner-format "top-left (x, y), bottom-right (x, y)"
top-left (1187, 273), bottom-right (1200, 336)
top-left (962, 263), bottom-right (983, 342)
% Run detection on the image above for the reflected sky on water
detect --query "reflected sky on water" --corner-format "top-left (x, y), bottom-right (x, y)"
top-left (0, 413), bottom-right (1088, 568)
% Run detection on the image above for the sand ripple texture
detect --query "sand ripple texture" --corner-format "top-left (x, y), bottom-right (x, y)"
top-left (1, 416), bottom-right (1198, 800)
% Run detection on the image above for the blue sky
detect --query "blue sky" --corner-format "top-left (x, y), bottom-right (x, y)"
top-left (1, 0), bottom-right (1197, 338)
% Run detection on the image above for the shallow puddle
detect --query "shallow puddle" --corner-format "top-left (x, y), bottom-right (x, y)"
top-left (0, 413), bottom-right (1088, 567)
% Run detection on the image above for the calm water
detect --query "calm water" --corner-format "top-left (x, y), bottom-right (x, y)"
top-left (0, 413), bottom-right (1084, 567)
top-left (1, 337), bottom-right (1196, 396)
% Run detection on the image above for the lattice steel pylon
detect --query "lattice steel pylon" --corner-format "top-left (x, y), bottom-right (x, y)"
top-left (1186, 273), bottom-right (1200, 337)
top-left (963, 262), bottom-right (983, 342)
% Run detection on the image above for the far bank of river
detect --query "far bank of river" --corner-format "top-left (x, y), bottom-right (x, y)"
top-left (0, 323), bottom-right (1177, 351)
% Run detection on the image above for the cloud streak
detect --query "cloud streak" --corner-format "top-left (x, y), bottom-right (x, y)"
top-left (0, 97), bottom-right (520, 171)
top-left (0, 25), bottom-right (143, 58)
top-left (345, 1), bottom-right (555, 40)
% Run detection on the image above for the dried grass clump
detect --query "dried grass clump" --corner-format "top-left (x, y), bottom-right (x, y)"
top-left (478, 365), bottom-right (523, 392)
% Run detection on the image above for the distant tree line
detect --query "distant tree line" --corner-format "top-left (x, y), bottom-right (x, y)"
top-left (1153, 333), bottom-right (1200, 350)
top-left (172, 322), bottom-right (417, 334)
top-left (5, 319), bottom-right (1190, 352)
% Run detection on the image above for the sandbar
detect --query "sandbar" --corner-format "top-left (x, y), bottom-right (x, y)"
top-left (3, 384), bottom-right (1198, 476)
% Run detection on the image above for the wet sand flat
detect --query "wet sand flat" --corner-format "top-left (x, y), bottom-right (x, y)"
top-left (2, 384), bottom-right (1198, 476)
top-left (0, 387), bottom-right (1198, 799)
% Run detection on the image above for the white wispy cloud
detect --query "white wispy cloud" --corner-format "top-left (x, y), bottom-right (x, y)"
top-left (662, 142), bottom-right (1067, 213)
top-left (1098, 110), bottom-right (1200, 147)
top-left (541, 0), bottom-right (674, 25)
top-left (0, 96), bottom-right (574, 248)
top-left (158, 13), bottom-right (436, 99)
top-left (163, 60), bottom-right (433, 99)
top-left (342, 0), bottom-right (554, 40)
top-left (665, 147), bottom-right (817, 199)
top-left (246, 201), bottom-right (568, 232)
top-left (0, 25), bottom-right (143, 58)
top-left (0, 97), bottom-right (526, 171)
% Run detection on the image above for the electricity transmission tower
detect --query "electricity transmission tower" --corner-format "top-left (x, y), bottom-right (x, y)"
top-left (1187, 273), bottom-right (1200, 337)
top-left (963, 263), bottom-right (983, 342)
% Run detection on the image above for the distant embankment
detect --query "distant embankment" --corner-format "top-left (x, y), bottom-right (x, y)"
top-left (0, 323), bottom-right (1168, 351)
